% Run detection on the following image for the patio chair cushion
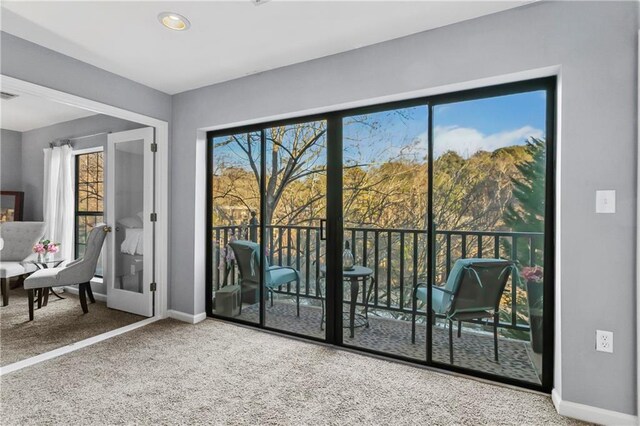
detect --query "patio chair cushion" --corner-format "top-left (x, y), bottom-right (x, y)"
top-left (416, 286), bottom-right (450, 315)
top-left (0, 261), bottom-right (37, 279)
top-left (266, 266), bottom-right (299, 288)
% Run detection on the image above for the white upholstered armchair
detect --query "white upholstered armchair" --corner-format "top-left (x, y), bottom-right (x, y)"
top-left (0, 222), bottom-right (46, 306)
top-left (24, 223), bottom-right (110, 321)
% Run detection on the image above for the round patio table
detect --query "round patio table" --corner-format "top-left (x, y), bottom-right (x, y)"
top-left (320, 265), bottom-right (375, 338)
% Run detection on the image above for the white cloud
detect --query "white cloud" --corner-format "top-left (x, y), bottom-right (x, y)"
top-left (432, 125), bottom-right (543, 158)
top-left (403, 125), bottom-right (543, 160)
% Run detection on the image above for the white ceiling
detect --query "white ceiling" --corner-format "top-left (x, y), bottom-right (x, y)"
top-left (1, 1), bottom-right (533, 95)
top-left (1, 90), bottom-right (96, 132)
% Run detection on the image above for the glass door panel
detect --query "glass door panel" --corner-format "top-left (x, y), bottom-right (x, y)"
top-left (263, 121), bottom-right (327, 339)
top-left (210, 132), bottom-right (261, 323)
top-left (112, 140), bottom-right (145, 295)
top-left (431, 91), bottom-right (548, 384)
top-left (341, 105), bottom-right (429, 360)
top-left (106, 128), bottom-right (154, 317)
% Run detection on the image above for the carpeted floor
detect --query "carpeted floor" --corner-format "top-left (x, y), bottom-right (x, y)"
top-left (1, 318), bottom-right (585, 425)
top-left (0, 287), bottom-right (144, 366)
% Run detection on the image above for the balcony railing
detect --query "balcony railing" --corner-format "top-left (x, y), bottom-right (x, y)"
top-left (212, 224), bottom-right (543, 332)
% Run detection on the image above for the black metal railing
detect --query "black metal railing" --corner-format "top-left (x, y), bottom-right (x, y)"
top-left (212, 224), bottom-right (543, 331)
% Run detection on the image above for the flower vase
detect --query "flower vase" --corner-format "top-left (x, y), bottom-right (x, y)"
top-left (37, 253), bottom-right (44, 263)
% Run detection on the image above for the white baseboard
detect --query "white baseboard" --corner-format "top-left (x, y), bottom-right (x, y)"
top-left (167, 310), bottom-right (207, 324)
top-left (552, 389), bottom-right (638, 425)
top-left (63, 286), bottom-right (108, 302)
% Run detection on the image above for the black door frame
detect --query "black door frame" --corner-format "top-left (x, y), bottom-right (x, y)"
top-left (206, 76), bottom-right (556, 393)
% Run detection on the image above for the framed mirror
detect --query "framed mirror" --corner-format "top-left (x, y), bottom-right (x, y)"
top-left (0, 191), bottom-right (24, 222)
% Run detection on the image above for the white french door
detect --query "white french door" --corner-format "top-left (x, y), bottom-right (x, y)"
top-left (106, 127), bottom-right (155, 317)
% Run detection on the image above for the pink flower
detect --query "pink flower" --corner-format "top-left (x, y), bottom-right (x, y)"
top-left (47, 243), bottom-right (59, 254)
top-left (521, 266), bottom-right (544, 283)
top-left (33, 243), bottom-right (45, 254)
top-left (225, 234), bottom-right (237, 263)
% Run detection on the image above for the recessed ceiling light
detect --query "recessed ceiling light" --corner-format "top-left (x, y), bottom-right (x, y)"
top-left (158, 12), bottom-right (190, 31)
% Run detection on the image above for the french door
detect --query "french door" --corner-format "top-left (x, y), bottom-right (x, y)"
top-left (207, 77), bottom-right (555, 392)
top-left (106, 127), bottom-right (155, 317)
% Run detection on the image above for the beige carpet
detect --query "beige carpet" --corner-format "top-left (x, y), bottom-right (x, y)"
top-left (1, 318), bottom-right (585, 425)
top-left (0, 287), bottom-right (144, 366)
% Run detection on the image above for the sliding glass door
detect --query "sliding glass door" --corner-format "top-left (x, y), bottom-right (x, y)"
top-left (263, 120), bottom-right (327, 338)
top-left (209, 131), bottom-right (261, 323)
top-left (208, 121), bottom-right (328, 340)
top-left (429, 89), bottom-right (552, 386)
top-left (340, 105), bottom-right (429, 361)
top-left (207, 77), bottom-right (555, 392)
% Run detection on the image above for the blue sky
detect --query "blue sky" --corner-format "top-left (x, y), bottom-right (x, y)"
top-left (214, 90), bottom-right (548, 169)
top-left (435, 91), bottom-right (546, 135)
top-left (343, 90), bottom-right (547, 163)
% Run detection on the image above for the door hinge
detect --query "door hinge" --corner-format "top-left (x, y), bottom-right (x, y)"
top-left (150, 282), bottom-right (157, 292)
top-left (150, 213), bottom-right (157, 222)
top-left (150, 143), bottom-right (158, 152)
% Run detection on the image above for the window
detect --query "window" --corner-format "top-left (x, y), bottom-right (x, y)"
top-left (206, 77), bottom-right (555, 392)
top-left (74, 150), bottom-right (104, 277)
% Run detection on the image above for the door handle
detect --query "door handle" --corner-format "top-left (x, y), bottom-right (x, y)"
top-left (320, 219), bottom-right (327, 241)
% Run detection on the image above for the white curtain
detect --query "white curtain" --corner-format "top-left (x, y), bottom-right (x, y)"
top-left (43, 145), bottom-right (74, 263)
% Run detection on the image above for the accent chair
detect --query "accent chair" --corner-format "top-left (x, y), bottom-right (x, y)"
top-left (0, 221), bottom-right (46, 306)
top-left (23, 224), bottom-right (109, 320)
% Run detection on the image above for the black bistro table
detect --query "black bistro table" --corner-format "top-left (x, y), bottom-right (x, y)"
top-left (30, 258), bottom-right (65, 308)
top-left (321, 265), bottom-right (375, 338)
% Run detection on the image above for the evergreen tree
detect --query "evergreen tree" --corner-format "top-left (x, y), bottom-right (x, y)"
top-left (503, 137), bottom-right (546, 266)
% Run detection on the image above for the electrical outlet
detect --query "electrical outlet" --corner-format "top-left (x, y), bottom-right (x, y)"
top-left (596, 330), bottom-right (613, 353)
top-left (596, 190), bottom-right (616, 213)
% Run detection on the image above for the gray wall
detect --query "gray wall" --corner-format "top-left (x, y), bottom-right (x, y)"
top-left (171, 1), bottom-right (638, 416)
top-left (20, 114), bottom-right (143, 221)
top-left (0, 129), bottom-right (22, 191)
top-left (0, 32), bottom-right (171, 123)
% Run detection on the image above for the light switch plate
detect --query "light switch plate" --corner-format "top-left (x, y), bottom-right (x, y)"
top-left (596, 190), bottom-right (616, 214)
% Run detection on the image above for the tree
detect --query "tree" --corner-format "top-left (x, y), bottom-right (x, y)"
top-left (495, 138), bottom-right (546, 339)
top-left (502, 138), bottom-right (546, 266)
top-left (264, 123), bottom-right (327, 226)
top-left (503, 138), bottom-right (545, 233)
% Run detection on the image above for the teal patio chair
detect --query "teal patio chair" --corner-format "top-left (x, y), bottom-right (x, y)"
top-left (411, 258), bottom-right (514, 364)
top-left (229, 240), bottom-right (301, 316)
